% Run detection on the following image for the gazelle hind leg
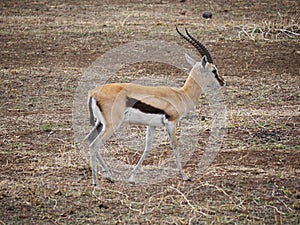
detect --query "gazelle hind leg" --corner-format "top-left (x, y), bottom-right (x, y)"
top-left (86, 123), bottom-right (112, 180)
top-left (95, 151), bottom-right (112, 182)
top-left (166, 122), bottom-right (190, 181)
top-left (85, 121), bottom-right (103, 144)
top-left (129, 126), bottom-right (155, 184)
top-left (89, 150), bottom-right (98, 186)
top-left (89, 126), bottom-right (115, 187)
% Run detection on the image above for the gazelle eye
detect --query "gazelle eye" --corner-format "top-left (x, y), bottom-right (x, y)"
top-left (212, 69), bottom-right (217, 75)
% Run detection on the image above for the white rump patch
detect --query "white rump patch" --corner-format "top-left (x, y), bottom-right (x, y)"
top-left (91, 97), bottom-right (106, 133)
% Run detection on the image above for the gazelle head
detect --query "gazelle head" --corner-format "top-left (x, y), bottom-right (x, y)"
top-left (176, 27), bottom-right (226, 90)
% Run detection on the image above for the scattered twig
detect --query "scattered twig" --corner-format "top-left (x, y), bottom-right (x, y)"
top-left (169, 186), bottom-right (196, 211)
top-left (92, 187), bottom-right (103, 201)
top-left (236, 14), bottom-right (300, 40)
top-left (245, 181), bottom-right (249, 224)
top-left (52, 198), bottom-right (58, 210)
top-left (101, 187), bottom-right (129, 199)
top-left (266, 204), bottom-right (285, 215)
top-left (276, 28), bottom-right (300, 36)
top-left (169, 186), bottom-right (210, 217)
top-left (120, 13), bottom-right (132, 27)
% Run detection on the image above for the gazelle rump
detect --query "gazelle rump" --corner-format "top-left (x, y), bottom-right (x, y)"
top-left (85, 27), bottom-right (225, 187)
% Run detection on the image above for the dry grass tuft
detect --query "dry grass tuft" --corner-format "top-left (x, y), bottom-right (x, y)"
top-left (236, 13), bottom-right (300, 40)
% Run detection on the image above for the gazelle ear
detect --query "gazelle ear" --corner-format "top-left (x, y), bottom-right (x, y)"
top-left (185, 53), bottom-right (196, 67)
top-left (201, 55), bottom-right (207, 68)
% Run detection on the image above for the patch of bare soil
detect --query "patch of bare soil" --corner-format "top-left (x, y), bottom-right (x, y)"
top-left (1, 0), bottom-right (299, 224)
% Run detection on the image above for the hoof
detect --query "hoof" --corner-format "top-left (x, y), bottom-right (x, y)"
top-left (128, 176), bottom-right (135, 185)
top-left (103, 171), bottom-right (113, 182)
top-left (92, 183), bottom-right (100, 188)
top-left (129, 180), bottom-right (135, 185)
top-left (182, 175), bottom-right (191, 182)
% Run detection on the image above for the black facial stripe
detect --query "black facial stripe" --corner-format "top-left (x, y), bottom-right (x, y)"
top-left (126, 97), bottom-right (170, 119)
top-left (211, 69), bottom-right (224, 86)
top-left (215, 75), bottom-right (224, 86)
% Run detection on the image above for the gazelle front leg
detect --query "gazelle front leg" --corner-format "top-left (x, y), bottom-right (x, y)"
top-left (129, 126), bottom-right (156, 184)
top-left (166, 122), bottom-right (190, 181)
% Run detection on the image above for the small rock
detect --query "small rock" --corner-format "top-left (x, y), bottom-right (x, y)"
top-left (7, 205), bottom-right (14, 211)
top-left (99, 203), bottom-right (109, 209)
top-left (203, 11), bottom-right (213, 19)
top-left (179, 10), bottom-right (187, 15)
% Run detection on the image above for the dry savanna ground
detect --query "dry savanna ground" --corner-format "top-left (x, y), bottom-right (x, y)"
top-left (1, 0), bottom-right (300, 224)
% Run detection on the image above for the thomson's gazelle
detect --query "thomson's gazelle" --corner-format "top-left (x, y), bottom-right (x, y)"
top-left (85, 27), bottom-right (225, 187)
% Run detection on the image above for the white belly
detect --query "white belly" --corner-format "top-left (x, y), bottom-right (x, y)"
top-left (123, 108), bottom-right (167, 127)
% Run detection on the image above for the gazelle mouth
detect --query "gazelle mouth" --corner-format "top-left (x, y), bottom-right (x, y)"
top-left (216, 76), bottom-right (225, 87)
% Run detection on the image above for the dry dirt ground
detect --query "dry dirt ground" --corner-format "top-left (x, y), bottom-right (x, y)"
top-left (1, 0), bottom-right (300, 224)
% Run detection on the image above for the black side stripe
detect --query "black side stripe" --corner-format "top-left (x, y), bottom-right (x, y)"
top-left (126, 97), bottom-right (170, 119)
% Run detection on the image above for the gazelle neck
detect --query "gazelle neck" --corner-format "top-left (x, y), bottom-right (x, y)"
top-left (181, 67), bottom-right (202, 106)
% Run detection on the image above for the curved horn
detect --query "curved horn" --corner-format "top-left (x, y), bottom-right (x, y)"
top-left (176, 26), bottom-right (214, 64)
top-left (184, 29), bottom-right (214, 64)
